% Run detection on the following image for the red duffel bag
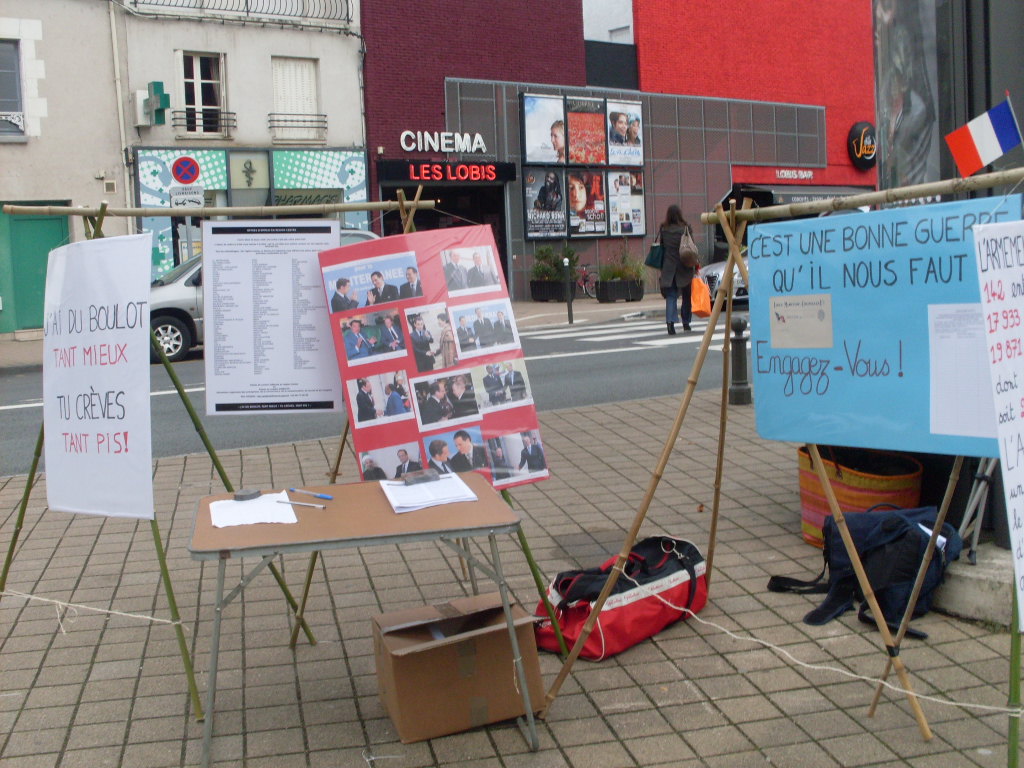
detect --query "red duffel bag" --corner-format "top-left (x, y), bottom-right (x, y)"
top-left (534, 536), bottom-right (707, 661)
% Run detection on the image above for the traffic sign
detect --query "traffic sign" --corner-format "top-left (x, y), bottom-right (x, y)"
top-left (171, 156), bottom-right (201, 184)
top-left (169, 185), bottom-right (205, 209)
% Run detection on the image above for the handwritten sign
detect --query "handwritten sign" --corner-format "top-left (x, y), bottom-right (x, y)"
top-left (973, 218), bottom-right (1024, 629)
top-left (748, 197), bottom-right (1020, 456)
top-left (42, 234), bottom-right (154, 519)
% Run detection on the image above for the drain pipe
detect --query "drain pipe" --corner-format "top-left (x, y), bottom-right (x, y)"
top-left (108, 1), bottom-right (132, 228)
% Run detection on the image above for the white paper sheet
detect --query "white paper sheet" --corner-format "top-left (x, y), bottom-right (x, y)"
top-left (209, 491), bottom-right (298, 527)
top-left (379, 473), bottom-right (478, 514)
top-left (928, 304), bottom-right (997, 439)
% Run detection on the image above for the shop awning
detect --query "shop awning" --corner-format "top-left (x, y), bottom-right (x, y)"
top-left (733, 184), bottom-right (874, 206)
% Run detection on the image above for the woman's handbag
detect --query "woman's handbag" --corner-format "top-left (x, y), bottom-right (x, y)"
top-left (678, 228), bottom-right (700, 267)
top-left (534, 536), bottom-right (707, 661)
top-left (691, 274), bottom-right (711, 317)
top-left (644, 239), bottom-right (664, 270)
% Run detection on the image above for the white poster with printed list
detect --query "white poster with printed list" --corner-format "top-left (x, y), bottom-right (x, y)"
top-left (42, 234), bottom-right (154, 519)
top-left (973, 218), bottom-right (1024, 630)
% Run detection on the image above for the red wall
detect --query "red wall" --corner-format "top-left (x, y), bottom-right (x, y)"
top-left (635, 0), bottom-right (877, 188)
top-left (362, 1), bottom-right (586, 161)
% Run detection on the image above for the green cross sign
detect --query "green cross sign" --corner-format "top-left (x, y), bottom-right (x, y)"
top-left (144, 81), bottom-right (170, 126)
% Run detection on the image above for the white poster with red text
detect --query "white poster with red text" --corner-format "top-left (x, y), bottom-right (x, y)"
top-left (320, 225), bottom-right (549, 489)
top-left (42, 234), bottom-right (154, 519)
top-left (973, 218), bottom-right (1024, 630)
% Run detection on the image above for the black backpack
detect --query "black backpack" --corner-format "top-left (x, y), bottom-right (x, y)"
top-left (768, 506), bottom-right (962, 639)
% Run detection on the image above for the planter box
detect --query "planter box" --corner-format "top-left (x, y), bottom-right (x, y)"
top-left (596, 279), bottom-right (645, 303)
top-left (530, 280), bottom-right (576, 302)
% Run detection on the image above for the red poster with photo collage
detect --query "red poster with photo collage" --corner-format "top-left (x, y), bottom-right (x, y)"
top-left (319, 225), bottom-right (549, 489)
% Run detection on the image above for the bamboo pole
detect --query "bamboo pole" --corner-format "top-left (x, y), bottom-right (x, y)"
top-left (867, 456), bottom-right (964, 715)
top-left (700, 166), bottom-right (1024, 225)
top-left (0, 426), bottom-right (44, 604)
top-left (1010, 591), bottom-right (1021, 768)
top-left (807, 444), bottom-right (932, 740)
top-left (2, 200), bottom-right (435, 219)
top-left (539, 233), bottom-right (737, 719)
top-left (705, 199), bottom-right (751, 587)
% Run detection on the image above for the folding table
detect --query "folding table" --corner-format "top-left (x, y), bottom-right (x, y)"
top-left (189, 472), bottom-right (538, 767)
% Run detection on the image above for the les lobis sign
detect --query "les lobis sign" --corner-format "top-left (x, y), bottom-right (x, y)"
top-left (377, 160), bottom-right (517, 185)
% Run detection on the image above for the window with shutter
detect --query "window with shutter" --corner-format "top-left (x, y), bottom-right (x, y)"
top-left (0, 40), bottom-right (24, 136)
top-left (270, 57), bottom-right (324, 142)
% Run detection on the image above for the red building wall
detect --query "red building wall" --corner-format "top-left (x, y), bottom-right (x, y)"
top-left (634, 0), bottom-right (877, 188)
top-left (362, 1), bottom-right (587, 161)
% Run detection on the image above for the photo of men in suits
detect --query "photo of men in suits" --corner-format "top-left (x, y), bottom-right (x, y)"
top-left (503, 362), bottom-right (528, 401)
top-left (331, 277), bottom-right (358, 312)
top-left (426, 439), bottom-right (453, 474)
top-left (518, 433), bottom-right (547, 472)
top-left (344, 319), bottom-right (373, 360)
top-left (467, 250), bottom-right (499, 288)
top-left (393, 448), bottom-right (422, 478)
top-left (355, 378), bottom-right (379, 422)
top-left (450, 430), bottom-right (490, 473)
top-left (376, 315), bottom-right (405, 353)
top-left (365, 271), bottom-right (399, 306)
top-left (443, 251), bottom-right (469, 291)
top-left (483, 364), bottom-right (506, 405)
top-left (399, 266), bottom-right (423, 298)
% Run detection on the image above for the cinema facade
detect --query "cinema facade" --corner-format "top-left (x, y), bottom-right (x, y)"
top-left (369, 80), bottom-right (876, 299)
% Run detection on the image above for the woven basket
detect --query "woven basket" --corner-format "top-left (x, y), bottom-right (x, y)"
top-left (797, 446), bottom-right (923, 548)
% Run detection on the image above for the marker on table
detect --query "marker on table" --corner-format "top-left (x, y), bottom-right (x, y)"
top-left (288, 488), bottom-right (333, 501)
top-left (277, 499), bottom-right (325, 510)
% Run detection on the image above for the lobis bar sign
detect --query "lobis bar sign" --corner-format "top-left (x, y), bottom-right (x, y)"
top-left (377, 160), bottom-right (516, 185)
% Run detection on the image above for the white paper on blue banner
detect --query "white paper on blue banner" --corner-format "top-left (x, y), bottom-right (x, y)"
top-left (748, 196), bottom-right (1021, 457)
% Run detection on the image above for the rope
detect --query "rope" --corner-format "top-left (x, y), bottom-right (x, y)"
top-left (618, 572), bottom-right (1024, 718)
top-left (1, 590), bottom-right (184, 633)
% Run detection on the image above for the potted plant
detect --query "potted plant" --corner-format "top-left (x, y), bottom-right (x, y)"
top-left (595, 239), bottom-right (645, 302)
top-left (529, 244), bottom-right (579, 302)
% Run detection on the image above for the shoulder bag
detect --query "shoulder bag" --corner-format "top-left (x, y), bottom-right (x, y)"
top-left (644, 229), bottom-right (664, 270)
top-left (678, 226), bottom-right (700, 267)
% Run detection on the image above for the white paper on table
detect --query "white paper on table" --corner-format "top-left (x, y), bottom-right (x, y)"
top-left (379, 473), bottom-right (478, 514)
top-left (209, 491), bottom-right (298, 527)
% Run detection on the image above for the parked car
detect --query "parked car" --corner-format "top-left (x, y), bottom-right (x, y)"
top-left (150, 228), bottom-right (380, 362)
top-left (701, 255), bottom-right (748, 306)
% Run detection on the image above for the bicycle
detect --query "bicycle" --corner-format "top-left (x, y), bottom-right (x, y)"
top-left (575, 263), bottom-right (598, 299)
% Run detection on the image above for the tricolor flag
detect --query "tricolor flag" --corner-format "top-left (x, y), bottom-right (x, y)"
top-left (944, 98), bottom-right (1022, 177)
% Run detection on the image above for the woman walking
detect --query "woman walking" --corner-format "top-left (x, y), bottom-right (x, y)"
top-left (658, 205), bottom-right (698, 335)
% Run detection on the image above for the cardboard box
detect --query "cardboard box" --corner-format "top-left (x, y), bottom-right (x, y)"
top-left (372, 593), bottom-right (544, 743)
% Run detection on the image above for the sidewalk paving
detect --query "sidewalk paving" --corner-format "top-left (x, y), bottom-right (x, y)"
top-left (1, 379), bottom-right (1017, 767)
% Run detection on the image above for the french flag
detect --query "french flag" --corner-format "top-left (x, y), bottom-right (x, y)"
top-left (945, 99), bottom-right (1022, 177)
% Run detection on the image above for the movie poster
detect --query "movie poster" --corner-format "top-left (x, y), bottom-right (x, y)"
top-left (606, 171), bottom-right (646, 237)
top-left (566, 97), bottom-right (607, 165)
top-left (522, 94), bottom-right (566, 165)
top-left (606, 100), bottom-right (643, 166)
top-left (567, 169), bottom-right (607, 237)
top-left (320, 225), bottom-right (550, 490)
top-left (523, 167), bottom-right (567, 239)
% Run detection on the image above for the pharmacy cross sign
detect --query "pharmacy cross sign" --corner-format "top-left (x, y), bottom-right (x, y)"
top-left (144, 81), bottom-right (170, 127)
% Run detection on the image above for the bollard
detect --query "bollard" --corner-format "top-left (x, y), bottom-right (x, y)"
top-left (729, 314), bottom-right (752, 405)
top-left (563, 257), bottom-right (574, 324)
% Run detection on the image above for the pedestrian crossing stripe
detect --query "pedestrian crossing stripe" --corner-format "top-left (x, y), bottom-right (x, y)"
top-left (519, 319), bottom-right (711, 341)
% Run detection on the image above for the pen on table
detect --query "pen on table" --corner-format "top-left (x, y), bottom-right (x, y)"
top-left (288, 488), bottom-right (333, 500)
top-left (277, 499), bottom-right (325, 510)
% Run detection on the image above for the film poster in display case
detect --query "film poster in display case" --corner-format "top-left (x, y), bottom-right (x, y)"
top-left (606, 171), bottom-right (646, 237)
top-left (606, 100), bottom-right (643, 166)
top-left (320, 225), bottom-right (550, 489)
top-left (523, 167), bottom-right (567, 239)
top-left (567, 169), bottom-right (607, 237)
top-left (566, 97), bottom-right (607, 165)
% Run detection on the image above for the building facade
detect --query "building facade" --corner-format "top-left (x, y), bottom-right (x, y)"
top-left (361, 1), bottom-right (877, 299)
top-left (0, 0), bottom-right (367, 333)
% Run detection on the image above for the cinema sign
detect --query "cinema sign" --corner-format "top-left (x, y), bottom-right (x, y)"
top-left (399, 130), bottom-right (488, 153)
top-left (377, 160), bottom-right (517, 185)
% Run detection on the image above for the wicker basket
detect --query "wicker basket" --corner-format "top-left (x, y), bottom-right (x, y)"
top-left (797, 446), bottom-right (923, 548)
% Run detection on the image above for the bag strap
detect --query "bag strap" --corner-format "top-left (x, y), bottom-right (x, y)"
top-left (767, 566), bottom-right (829, 594)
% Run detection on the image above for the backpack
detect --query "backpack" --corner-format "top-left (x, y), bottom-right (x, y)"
top-left (768, 506), bottom-right (961, 639)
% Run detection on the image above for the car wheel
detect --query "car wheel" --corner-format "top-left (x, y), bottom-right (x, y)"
top-left (151, 316), bottom-right (192, 363)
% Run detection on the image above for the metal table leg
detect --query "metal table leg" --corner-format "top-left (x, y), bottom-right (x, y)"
top-left (201, 558), bottom-right (227, 768)
top-left (489, 533), bottom-right (539, 750)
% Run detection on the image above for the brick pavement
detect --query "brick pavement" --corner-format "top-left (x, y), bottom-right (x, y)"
top-left (0, 387), bottom-right (1017, 767)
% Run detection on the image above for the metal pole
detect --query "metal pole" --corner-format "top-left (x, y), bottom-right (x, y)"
top-left (728, 315), bottom-right (752, 405)
top-left (563, 257), bottom-right (573, 324)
